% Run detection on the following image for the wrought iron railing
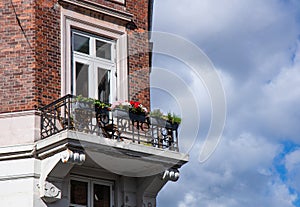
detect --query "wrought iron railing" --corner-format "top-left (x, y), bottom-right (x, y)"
top-left (40, 95), bottom-right (179, 151)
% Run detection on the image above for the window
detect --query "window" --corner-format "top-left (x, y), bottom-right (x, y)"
top-left (70, 180), bottom-right (88, 206)
top-left (61, 10), bottom-right (129, 101)
top-left (70, 178), bottom-right (114, 207)
top-left (72, 30), bottom-right (116, 103)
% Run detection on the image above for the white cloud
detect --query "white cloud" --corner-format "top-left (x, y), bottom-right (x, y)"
top-left (153, 0), bottom-right (299, 81)
top-left (158, 133), bottom-right (286, 207)
top-left (285, 150), bottom-right (300, 172)
top-left (284, 149), bottom-right (300, 192)
top-left (153, 0), bottom-right (300, 206)
top-left (268, 181), bottom-right (298, 207)
top-left (178, 192), bottom-right (197, 207)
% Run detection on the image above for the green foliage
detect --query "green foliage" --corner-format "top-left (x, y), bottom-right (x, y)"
top-left (94, 100), bottom-right (111, 109)
top-left (165, 112), bottom-right (182, 124)
top-left (149, 109), bottom-right (164, 118)
top-left (150, 109), bottom-right (182, 125)
top-left (75, 96), bottom-right (182, 124)
top-left (76, 95), bottom-right (111, 109)
top-left (75, 95), bottom-right (94, 104)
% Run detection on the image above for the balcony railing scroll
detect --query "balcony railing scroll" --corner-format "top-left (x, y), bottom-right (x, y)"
top-left (40, 95), bottom-right (179, 151)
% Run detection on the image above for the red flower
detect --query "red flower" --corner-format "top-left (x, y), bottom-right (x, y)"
top-left (134, 102), bottom-right (140, 108)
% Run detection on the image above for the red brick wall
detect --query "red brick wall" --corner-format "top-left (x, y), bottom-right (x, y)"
top-left (35, 0), bottom-right (61, 107)
top-left (127, 29), bottom-right (150, 109)
top-left (126, 0), bottom-right (151, 109)
top-left (0, 0), bottom-right (151, 112)
top-left (0, 0), bottom-right (36, 112)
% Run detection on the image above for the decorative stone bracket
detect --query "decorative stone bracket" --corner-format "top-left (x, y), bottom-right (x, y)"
top-left (39, 149), bottom-right (86, 203)
top-left (162, 168), bottom-right (180, 182)
top-left (40, 181), bottom-right (62, 203)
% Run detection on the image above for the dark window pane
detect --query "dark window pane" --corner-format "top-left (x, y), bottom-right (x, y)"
top-left (70, 180), bottom-right (88, 206)
top-left (76, 62), bottom-right (89, 97)
top-left (96, 40), bottom-right (112, 60)
top-left (93, 184), bottom-right (110, 207)
top-left (74, 34), bottom-right (90, 54)
top-left (98, 68), bottom-right (110, 103)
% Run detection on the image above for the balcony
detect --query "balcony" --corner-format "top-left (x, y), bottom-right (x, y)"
top-left (40, 94), bottom-right (180, 152)
top-left (38, 94), bottom-right (188, 178)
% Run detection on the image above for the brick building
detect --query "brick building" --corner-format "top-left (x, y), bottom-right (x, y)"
top-left (0, 0), bottom-right (188, 206)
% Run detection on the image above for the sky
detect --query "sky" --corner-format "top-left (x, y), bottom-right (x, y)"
top-left (150, 0), bottom-right (300, 206)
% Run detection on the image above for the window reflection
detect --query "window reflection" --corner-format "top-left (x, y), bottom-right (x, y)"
top-left (76, 62), bottom-right (89, 97)
top-left (98, 68), bottom-right (110, 103)
top-left (74, 34), bottom-right (90, 54)
top-left (93, 183), bottom-right (110, 207)
top-left (70, 180), bottom-right (88, 206)
top-left (96, 40), bottom-right (111, 60)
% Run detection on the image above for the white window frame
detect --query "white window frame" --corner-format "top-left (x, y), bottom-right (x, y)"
top-left (72, 30), bottom-right (116, 102)
top-left (61, 8), bottom-right (128, 102)
top-left (69, 176), bottom-right (114, 207)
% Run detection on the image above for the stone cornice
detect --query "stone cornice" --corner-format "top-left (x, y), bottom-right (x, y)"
top-left (0, 110), bottom-right (40, 119)
top-left (59, 0), bottom-right (133, 23)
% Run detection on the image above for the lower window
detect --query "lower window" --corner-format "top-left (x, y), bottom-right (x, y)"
top-left (70, 177), bottom-right (114, 207)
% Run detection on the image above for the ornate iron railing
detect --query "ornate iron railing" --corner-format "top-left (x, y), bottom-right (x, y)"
top-left (40, 95), bottom-right (179, 151)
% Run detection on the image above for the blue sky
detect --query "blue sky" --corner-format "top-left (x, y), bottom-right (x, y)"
top-left (150, 0), bottom-right (300, 206)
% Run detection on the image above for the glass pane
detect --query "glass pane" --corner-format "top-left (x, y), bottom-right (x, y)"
top-left (93, 184), bottom-right (110, 207)
top-left (98, 68), bottom-right (110, 103)
top-left (96, 40), bottom-right (112, 60)
top-left (70, 180), bottom-right (88, 206)
top-left (74, 34), bottom-right (90, 54)
top-left (76, 62), bottom-right (89, 97)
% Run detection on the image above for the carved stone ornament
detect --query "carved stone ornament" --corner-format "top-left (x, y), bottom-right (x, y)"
top-left (41, 181), bottom-right (62, 203)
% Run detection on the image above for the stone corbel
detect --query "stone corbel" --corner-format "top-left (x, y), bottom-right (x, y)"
top-left (39, 149), bottom-right (86, 203)
top-left (162, 168), bottom-right (180, 182)
top-left (136, 169), bottom-right (180, 206)
top-left (137, 174), bottom-right (168, 207)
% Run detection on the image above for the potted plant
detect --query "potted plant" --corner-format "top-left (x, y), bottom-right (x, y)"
top-left (149, 109), bottom-right (167, 126)
top-left (111, 100), bottom-right (148, 122)
top-left (128, 100), bottom-right (148, 122)
top-left (94, 100), bottom-right (111, 125)
top-left (94, 100), bottom-right (111, 113)
top-left (74, 95), bottom-right (94, 109)
top-left (164, 112), bottom-right (181, 130)
top-left (111, 100), bottom-right (130, 119)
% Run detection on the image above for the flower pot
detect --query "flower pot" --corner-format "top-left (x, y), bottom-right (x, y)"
top-left (150, 117), bottom-right (166, 126)
top-left (74, 101), bottom-right (92, 110)
top-left (129, 112), bottom-right (146, 122)
top-left (95, 106), bottom-right (110, 124)
top-left (165, 121), bottom-right (179, 130)
top-left (112, 109), bottom-right (129, 119)
top-left (95, 105), bottom-right (109, 115)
